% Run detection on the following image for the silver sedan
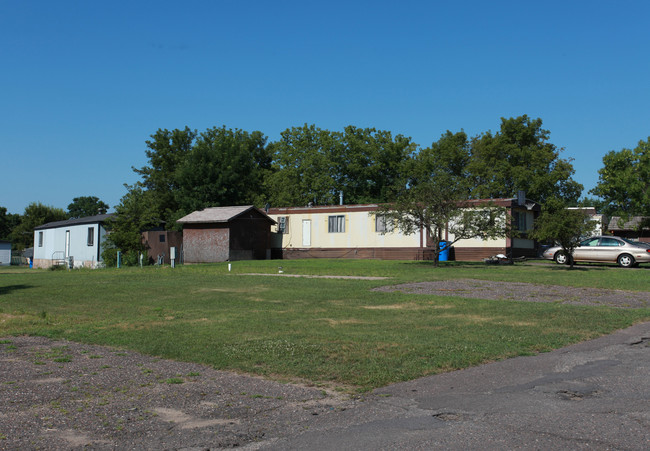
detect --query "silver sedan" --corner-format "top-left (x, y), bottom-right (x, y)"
top-left (542, 235), bottom-right (650, 267)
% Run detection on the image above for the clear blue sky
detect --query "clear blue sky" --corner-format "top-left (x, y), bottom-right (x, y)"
top-left (2, 1), bottom-right (649, 214)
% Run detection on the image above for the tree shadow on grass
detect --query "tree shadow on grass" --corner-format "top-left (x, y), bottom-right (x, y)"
top-left (0, 284), bottom-right (33, 295)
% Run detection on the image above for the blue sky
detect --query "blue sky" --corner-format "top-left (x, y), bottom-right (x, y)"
top-left (2, 1), bottom-right (649, 214)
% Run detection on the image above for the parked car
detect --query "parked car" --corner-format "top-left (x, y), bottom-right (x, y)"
top-left (541, 236), bottom-right (650, 268)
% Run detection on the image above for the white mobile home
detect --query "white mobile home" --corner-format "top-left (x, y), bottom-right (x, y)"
top-left (33, 214), bottom-right (113, 269)
top-left (0, 240), bottom-right (11, 266)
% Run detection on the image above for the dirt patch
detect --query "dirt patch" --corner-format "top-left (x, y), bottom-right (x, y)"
top-left (0, 337), bottom-right (353, 450)
top-left (373, 279), bottom-right (650, 308)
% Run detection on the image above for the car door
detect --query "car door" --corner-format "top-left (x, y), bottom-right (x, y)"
top-left (573, 237), bottom-right (600, 261)
top-left (597, 237), bottom-right (624, 262)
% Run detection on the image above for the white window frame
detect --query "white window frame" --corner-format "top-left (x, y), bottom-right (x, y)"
top-left (87, 227), bottom-right (95, 246)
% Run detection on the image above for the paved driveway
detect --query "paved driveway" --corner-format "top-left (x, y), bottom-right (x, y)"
top-left (261, 321), bottom-right (650, 450)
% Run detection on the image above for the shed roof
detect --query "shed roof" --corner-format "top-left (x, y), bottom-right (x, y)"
top-left (34, 213), bottom-right (115, 231)
top-left (177, 206), bottom-right (276, 224)
top-left (607, 216), bottom-right (649, 231)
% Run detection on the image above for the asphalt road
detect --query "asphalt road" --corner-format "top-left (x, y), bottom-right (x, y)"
top-left (258, 321), bottom-right (650, 450)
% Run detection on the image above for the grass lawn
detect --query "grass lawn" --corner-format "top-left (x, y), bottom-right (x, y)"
top-left (1, 260), bottom-right (648, 391)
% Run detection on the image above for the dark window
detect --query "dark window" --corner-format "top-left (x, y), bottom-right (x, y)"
top-left (159, 234), bottom-right (166, 243)
top-left (600, 237), bottom-right (621, 246)
top-left (87, 227), bottom-right (94, 246)
top-left (328, 215), bottom-right (345, 233)
top-left (38, 231), bottom-right (43, 247)
top-left (278, 216), bottom-right (289, 234)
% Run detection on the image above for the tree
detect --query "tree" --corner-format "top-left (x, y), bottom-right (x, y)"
top-left (529, 198), bottom-right (597, 269)
top-left (334, 126), bottom-right (416, 204)
top-left (265, 124), bottom-right (342, 207)
top-left (467, 116), bottom-right (583, 205)
top-left (265, 124), bottom-right (416, 207)
top-left (173, 126), bottom-right (270, 216)
top-left (67, 196), bottom-right (109, 218)
top-left (132, 127), bottom-right (197, 226)
top-left (376, 180), bottom-right (508, 267)
top-left (376, 131), bottom-right (508, 266)
top-left (0, 207), bottom-right (21, 242)
top-left (10, 202), bottom-right (67, 251)
top-left (102, 184), bottom-right (160, 265)
top-left (590, 137), bottom-right (650, 221)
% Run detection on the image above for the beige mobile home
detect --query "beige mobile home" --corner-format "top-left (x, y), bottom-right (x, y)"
top-left (268, 198), bottom-right (540, 261)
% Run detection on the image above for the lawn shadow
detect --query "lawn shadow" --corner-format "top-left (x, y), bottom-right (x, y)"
top-left (0, 284), bottom-right (33, 295)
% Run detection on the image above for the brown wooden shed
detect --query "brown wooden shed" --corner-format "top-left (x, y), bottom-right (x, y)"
top-left (177, 206), bottom-right (276, 263)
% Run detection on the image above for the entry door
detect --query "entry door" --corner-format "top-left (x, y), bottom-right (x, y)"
top-left (65, 230), bottom-right (71, 258)
top-left (302, 220), bottom-right (311, 246)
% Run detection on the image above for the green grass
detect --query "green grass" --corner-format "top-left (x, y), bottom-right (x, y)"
top-left (0, 260), bottom-right (648, 391)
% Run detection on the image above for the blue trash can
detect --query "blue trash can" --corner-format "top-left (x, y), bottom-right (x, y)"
top-left (438, 241), bottom-right (449, 261)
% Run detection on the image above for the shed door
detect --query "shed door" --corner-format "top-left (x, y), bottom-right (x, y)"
top-left (302, 220), bottom-right (311, 247)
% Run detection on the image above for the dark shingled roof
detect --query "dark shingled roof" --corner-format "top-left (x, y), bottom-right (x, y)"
top-left (34, 213), bottom-right (115, 230)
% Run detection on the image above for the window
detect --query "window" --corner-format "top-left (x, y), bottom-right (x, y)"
top-left (38, 231), bottom-right (43, 247)
top-left (600, 237), bottom-right (621, 247)
top-left (580, 237), bottom-right (600, 247)
top-left (159, 234), bottom-right (166, 243)
top-left (375, 215), bottom-right (393, 233)
top-left (513, 211), bottom-right (528, 232)
top-left (328, 215), bottom-right (345, 233)
top-left (87, 227), bottom-right (94, 246)
top-left (277, 216), bottom-right (289, 234)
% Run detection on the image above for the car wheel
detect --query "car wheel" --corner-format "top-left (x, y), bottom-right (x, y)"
top-left (554, 252), bottom-right (568, 265)
top-left (617, 254), bottom-right (634, 268)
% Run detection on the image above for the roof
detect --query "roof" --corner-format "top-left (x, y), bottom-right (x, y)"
top-left (34, 213), bottom-right (115, 231)
top-left (607, 216), bottom-right (649, 231)
top-left (268, 198), bottom-right (540, 215)
top-left (177, 206), bottom-right (276, 224)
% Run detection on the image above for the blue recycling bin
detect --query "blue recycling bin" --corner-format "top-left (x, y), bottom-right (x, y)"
top-left (438, 241), bottom-right (449, 261)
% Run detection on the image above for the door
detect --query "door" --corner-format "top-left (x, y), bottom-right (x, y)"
top-left (65, 230), bottom-right (71, 258)
top-left (302, 220), bottom-right (311, 246)
top-left (597, 237), bottom-right (623, 262)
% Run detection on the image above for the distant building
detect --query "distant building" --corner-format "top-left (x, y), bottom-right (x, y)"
top-left (567, 207), bottom-right (607, 236)
top-left (177, 206), bottom-right (276, 263)
top-left (607, 216), bottom-right (650, 242)
top-left (0, 240), bottom-right (11, 266)
top-left (33, 214), bottom-right (113, 269)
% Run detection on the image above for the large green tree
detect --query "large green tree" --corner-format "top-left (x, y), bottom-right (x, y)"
top-left (590, 137), bottom-right (650, 219)
top-left (132, 127), bottom-right (197, 226)
top-left (174, 126), bottom-right (270, 216)
top-left (10, 202), bottom-right (67, 250)
top-left (265, 124), bottom-right (416, 207)
top-left (0, 207), bottom-right (21, 242)
top-left (67, 196), bottom-right (109, 218)
top-left (377, 131), bottom-right (508, 266)
top-left (467, 116), bottom-right (582, 205)
top-left (102, 184), bottom-right (160, 266)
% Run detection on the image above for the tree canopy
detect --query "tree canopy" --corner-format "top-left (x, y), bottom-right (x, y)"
top-left (264, 124), bottom-right (416, 207)
top-left (67, 196), bottom-right (109, 218)
top-left (530, 198), bottom-right (597, 269)
top-left (10, 202), bottom-right (67, 251)
top-left (590, 137), bottom-right (650, 219)
top-left (467, 116), bottom-right (582, 205)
